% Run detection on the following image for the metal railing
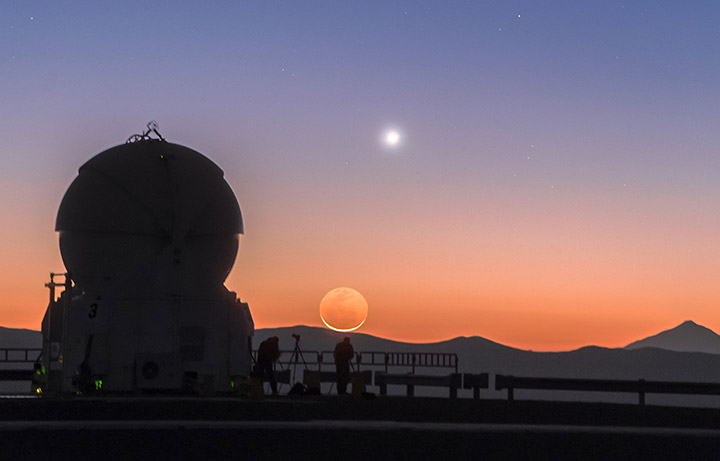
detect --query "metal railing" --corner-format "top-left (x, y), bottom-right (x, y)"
top-left (0, 348), bottom-right (42, 363)
top-left (495, 375), bottom-right (720, 405)
top-left (358, 351), bottom-right (459, 373)
top-left (252, 350), bottom-right (459, 374)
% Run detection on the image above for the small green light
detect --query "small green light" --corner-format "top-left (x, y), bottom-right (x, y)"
top-left (160, 154), bottom-right (165, 159)
top-left (94, 379), bottom-right (103, 390)
top-left (230, 380), bottom-right (235, 389)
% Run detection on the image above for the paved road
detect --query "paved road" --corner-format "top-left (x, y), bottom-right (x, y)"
top-left (2, 419), bottom-right (720, 459)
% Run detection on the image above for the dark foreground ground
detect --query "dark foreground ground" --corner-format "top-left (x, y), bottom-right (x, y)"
top-left (2, 395), bottom-right (720, 459)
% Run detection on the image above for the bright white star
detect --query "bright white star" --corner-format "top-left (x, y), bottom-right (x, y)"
top-left (385, 131), bottom-right (400, 145)
top-left (382, 129), bottom-right (402, 148)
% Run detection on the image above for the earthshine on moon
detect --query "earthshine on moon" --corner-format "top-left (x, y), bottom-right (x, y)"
top-left (319, 287), bottom-right (369, 332)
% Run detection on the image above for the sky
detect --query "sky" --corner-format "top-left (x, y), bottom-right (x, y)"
top-left (2, 1), bottom-right (720, 351)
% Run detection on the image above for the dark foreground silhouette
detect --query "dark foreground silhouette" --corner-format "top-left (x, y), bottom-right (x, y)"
top-left (1, 397), bottom-right (720, 459)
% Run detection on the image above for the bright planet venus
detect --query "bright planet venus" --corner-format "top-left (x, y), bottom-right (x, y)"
top-left (319, 287), bottom-right (369, 332)
top-left (383, 129), bottom-right (401, 147)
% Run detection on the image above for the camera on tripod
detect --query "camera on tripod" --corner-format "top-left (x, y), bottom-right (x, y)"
top-left (286, 333), bottom-right (307, 384)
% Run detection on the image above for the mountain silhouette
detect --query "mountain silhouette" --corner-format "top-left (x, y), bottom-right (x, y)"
top-left (255, 325), bottom-right (517, 355)
top-left (8, 321), bottom-right (720, 355)
top-left (258, 324), bottom-right (720, 405)
top-left (625, 320), bottom-right (720, 354)
top-left (6, 323), bottom-right (720, 404)
top-left (0, 326), bottom-right (41, 349)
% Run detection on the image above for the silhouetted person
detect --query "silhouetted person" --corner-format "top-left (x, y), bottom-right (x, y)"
top-left (334, 336), bottom-right (354, 394)
top-left (256, 336), bottom-right (280, 395)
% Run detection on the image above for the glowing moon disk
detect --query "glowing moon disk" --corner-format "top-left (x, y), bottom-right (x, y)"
top-left (319, 287), bottom-right (369, 332)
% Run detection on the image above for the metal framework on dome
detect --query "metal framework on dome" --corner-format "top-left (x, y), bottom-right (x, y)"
top-left (126, 121), bottom-right (166, 143)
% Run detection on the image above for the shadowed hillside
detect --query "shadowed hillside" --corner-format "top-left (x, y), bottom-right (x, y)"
top-left (257, 325), bottom-right (720, 382)
top-left (0, 326), bottom-right (41, 349)
top-left (6, 323), bottom-right (720, 405)
top-left (258, 324), bottom-right (720, 405)
top-left (625, 320), bottom-right (720, 354)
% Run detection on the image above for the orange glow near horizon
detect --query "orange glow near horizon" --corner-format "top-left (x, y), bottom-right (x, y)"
top-left (5, 264), bottom-right (719, 352)
top-left (5, 185), bottom-right (720, 353)
top-left (3, 119), bottom-right (720, 353)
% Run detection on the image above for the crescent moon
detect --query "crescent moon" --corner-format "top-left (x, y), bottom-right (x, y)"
top-left (319, 287), bottom-right (369, 332)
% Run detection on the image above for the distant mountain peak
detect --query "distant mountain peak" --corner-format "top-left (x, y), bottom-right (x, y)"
top-left (625, 321), bottom-right (720, 355)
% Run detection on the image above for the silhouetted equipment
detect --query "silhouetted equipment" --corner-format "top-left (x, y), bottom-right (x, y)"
top-left (41, 125), bottom-right (254, 393)
top-left (248, 347), bottom-right (460, 395)
top-left (286, 334), bottom-right (309, 384)
top-left (126, 120), bottom-right (165, 143)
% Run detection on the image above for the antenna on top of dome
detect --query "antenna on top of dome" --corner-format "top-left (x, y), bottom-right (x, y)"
top-left (126, 120), bottom-right (165, 143)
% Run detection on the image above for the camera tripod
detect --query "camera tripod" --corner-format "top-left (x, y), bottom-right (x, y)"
top-left (286, 333), bottom-right (309, 383)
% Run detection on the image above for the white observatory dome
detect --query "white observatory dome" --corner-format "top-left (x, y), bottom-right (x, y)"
top-left (56, 140), bottom-right (243, 297)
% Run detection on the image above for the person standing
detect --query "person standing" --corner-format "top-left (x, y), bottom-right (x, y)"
top-left (334, 336), bottom-right (354, 395)
top-left (256, 336), bottom-right (280, 395)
